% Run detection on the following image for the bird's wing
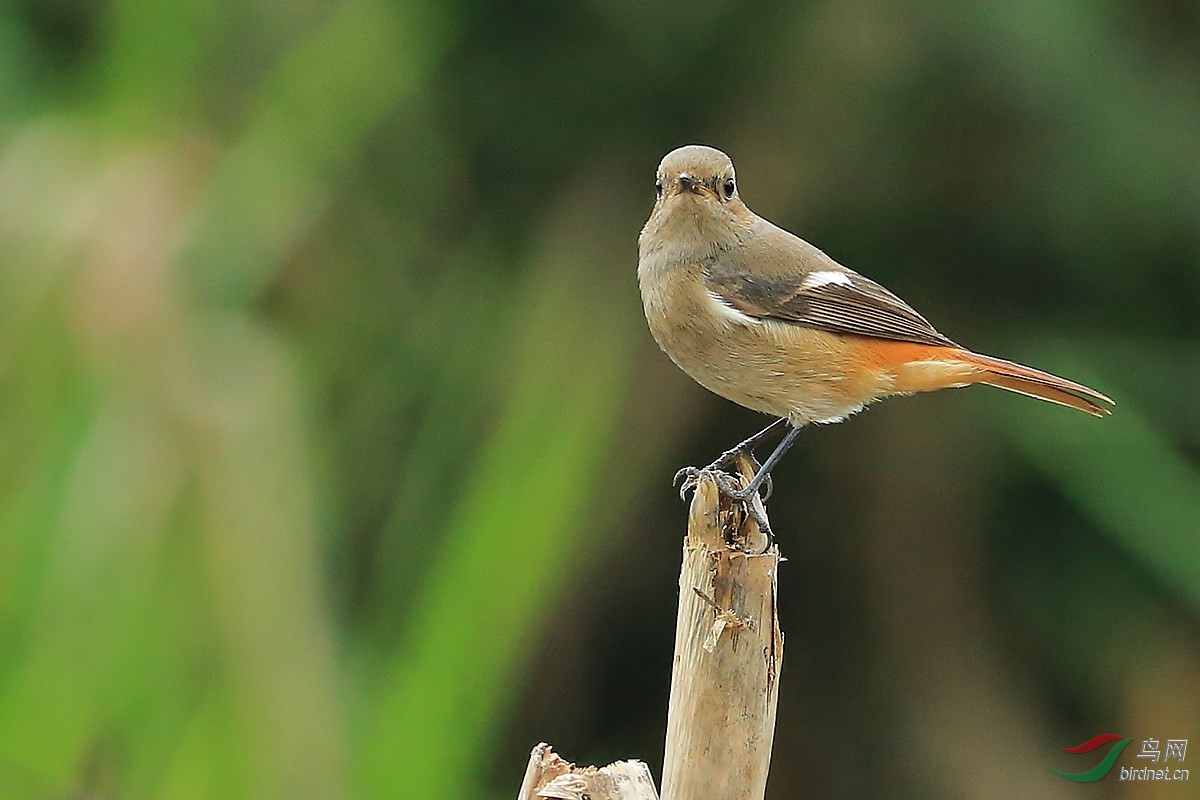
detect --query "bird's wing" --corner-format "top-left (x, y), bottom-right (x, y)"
top-left (704, 263), bottom-right (957, 348)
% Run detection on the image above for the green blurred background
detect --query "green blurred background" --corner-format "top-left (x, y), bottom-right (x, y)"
top-left (1, 0), bottom-right (1198, 797)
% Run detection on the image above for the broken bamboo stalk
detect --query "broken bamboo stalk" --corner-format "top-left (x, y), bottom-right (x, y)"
top-left (660, 455), bottom-right (784, 800)
top-left (517, 742), bottom-right (659, 800)
top-left (518, 456), bottom-right (784, 800)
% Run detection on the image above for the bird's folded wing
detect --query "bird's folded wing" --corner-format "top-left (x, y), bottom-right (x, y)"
top-left (704, 267), bottom-right (957, 348)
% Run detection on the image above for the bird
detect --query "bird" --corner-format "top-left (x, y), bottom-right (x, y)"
top-left (638, 144), bottom-right (1113, 515)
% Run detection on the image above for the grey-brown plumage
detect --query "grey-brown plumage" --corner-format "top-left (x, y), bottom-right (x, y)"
top-left (638, 145), bottom-right (1113, 426)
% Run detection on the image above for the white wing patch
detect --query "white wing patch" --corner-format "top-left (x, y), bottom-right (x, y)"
top-left (802, 270), bottom-right (854, 289)
top-left (706, 290), bottom-right (762, 326)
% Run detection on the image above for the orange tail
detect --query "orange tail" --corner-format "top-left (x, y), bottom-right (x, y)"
top-left (956, 350), bottom-right (1114, 417)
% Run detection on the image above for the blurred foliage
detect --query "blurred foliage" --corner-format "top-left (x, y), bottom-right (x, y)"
top-left (0, 0), bottom-right (1198, 798)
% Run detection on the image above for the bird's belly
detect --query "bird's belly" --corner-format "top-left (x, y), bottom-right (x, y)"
top-left (646, 303), bottom-right (890, 425)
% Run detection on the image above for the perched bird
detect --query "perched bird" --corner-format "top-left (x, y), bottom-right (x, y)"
top-left (638, 145), bottom-right (1113, 509)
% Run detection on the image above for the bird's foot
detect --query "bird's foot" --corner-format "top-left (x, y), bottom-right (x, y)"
top-left (672, 462), bottom-right (774, 541)
top-left (673, 449), bottom-right (772, 502)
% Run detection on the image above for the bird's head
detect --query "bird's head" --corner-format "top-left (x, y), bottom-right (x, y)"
top-left (640, 145), bottom-right (754, 262)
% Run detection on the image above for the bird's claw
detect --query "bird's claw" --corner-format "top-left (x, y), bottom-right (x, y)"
top-left (672, 465), bottom-right (772, 542)
top-left (674, 465), bottom-right (703, 500)
top-left (671, 464), bottom-right (774, 541)
top-left (674, 454), bottom-right (772, 503)
top-left (707, 468), bottom-right (751, 500)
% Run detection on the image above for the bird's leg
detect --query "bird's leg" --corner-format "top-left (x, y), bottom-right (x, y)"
top-left (708, 417), bottom-right (789, 470)
top-left (676, 419), bottom-right (796, 501)
top-left (675, 421), bottom-right (800, 542)
top-left (722, 424), bottom-right (801, 502)
top-left (674, 418), bottom-right (787, 500)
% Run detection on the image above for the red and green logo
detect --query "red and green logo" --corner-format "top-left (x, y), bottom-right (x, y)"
top-left (1048, 734), bottom-right (1135, 782)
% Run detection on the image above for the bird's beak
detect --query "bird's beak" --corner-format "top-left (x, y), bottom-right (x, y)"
top-left (673, 173), bottom-right (713, 197)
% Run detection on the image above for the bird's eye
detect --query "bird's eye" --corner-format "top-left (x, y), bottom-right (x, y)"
top-left (722, 178), bottom-right (736, 200)
top-left (655, 179), bottom-right (663, 199)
